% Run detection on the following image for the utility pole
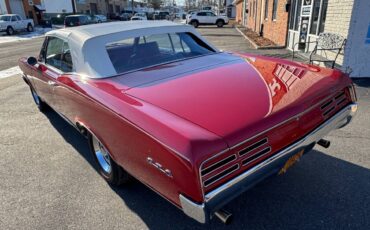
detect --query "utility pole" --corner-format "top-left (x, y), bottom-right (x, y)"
top-left (132, 0), bottom-right (134, 12)
top-left (71, 0), bottom-right (76, 13)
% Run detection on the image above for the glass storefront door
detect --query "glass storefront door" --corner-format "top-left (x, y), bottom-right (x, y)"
top-left (287, 0), bottom-right (329, 51)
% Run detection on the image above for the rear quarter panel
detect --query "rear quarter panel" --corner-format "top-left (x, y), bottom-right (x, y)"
top-left (52, 75), bottom-right (207, 205)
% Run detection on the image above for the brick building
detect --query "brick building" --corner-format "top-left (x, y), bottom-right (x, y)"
top-left (246, 0), bottom-right (289, 46)
top-left (234, 0), bottom-right (246, 25)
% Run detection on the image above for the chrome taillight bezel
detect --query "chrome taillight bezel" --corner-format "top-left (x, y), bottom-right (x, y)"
top-left (348, 84), bottom-right (357, 102)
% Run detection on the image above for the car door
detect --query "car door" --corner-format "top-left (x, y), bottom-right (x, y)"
top-left (206, 12), bottom-right (217, 24)
top-left (196, 12), bottom-right (207, 23)
top-left (16, 15), bottom-right (24, 29)
top-left (51, 40), bottom-right (75, 117)
top-left (32, 36), bottom-right (65, 109)
top-left (11, 16), bottom-right (20, 30)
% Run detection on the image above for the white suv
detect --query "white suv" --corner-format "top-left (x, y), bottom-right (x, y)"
top-left (187, 11), bottom-right (228, 28)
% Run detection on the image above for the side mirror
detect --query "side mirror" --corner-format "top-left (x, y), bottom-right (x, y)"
top-left (27, 56), bottom-right (38, 66)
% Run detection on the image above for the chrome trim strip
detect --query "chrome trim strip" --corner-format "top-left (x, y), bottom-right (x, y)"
top-left (238, 137), bottom-right (268, 157)
top-left (201, 154), bottom-right (237, 177)
top-left (203, 164), bottom-right (240, 188)
top-left (198, 148), bottom-right (229, 199)
top-left (323, 106), bottom-right (335, 117)
top-left (320, 99), bottom-right (334, 110)
top-left (241, 147), bottom-right (272, 166)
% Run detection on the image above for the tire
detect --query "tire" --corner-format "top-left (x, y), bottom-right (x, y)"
top-left (30, 87), bottom-right (47, 112)
top-left (27, 24), bottom-right (34, 32)
top-left (98, 20), bottom-right (102, 23)
top-left (191, 20), bottom-right (199, 28)
top-left (216, 20), bottom-right (224, 28)
top-left (88, 133), bottom-right (131, 186)
top-left (6, 26), bottom-right (14, 35)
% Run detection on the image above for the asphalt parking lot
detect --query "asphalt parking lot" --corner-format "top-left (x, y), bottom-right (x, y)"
top-left (0, 25), bottom-right (369, 229)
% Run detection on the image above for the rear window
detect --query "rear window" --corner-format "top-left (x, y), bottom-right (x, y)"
top-left (106, 32), bottom-right (215, 74)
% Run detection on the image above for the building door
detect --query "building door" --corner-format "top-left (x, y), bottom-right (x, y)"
top-left (287, 0), bottom-right (329, 51)
top-left (9, 0), bottom-right (26, 19)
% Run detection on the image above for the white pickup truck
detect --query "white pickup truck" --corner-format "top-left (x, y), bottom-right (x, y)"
top-left (0, 14), bottom-right (34, 35)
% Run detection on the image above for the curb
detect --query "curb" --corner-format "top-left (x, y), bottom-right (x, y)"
top-left (234, 26), bottom-right (285, 50)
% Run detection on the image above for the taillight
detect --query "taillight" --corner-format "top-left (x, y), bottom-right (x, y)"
top-left (348, 84), bottom-right (357, 102)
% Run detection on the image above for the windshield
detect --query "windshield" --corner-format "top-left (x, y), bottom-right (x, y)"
top-left (106, 32), bottom-right (215, 74)
top-left (0, 15), bottom-right (11, 21)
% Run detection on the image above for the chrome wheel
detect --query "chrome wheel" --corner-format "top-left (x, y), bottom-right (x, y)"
top-left (92, 136), bottom-right (112, 174)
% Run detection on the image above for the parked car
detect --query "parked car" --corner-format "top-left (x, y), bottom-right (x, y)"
top-left (187, 11), bottom-right (229, 28)
top-left (19, 21), bottom-right (358, 224)
top-left (0, 14), bottom-right (34, 35)
top-left (154, 11), bottom-right (170, 20)
top-left (64, 15), bottom-right (91, 27)
top-left (91, 14), bottom-right (107, 23)
top-left (121, 10), bottom-right (136, 18)
top-left (131, 13), bottom-right (147, 21)
top-left (119, 13), bottom-right (131, 21)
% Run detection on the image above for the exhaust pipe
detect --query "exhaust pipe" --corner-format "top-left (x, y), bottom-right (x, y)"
top-left (317, 139), bottom-right (331, 148)
top-left (214, 209), bottom-right (233, 224)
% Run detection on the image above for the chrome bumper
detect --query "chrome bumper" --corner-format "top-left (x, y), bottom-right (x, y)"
top-left (180, 103), bottom-right (358, 223)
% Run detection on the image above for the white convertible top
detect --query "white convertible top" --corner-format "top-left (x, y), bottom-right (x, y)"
top-left (46, 21), bottom-right (217, 78)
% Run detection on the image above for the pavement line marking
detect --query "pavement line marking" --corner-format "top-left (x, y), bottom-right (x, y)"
top-left (0, 66), bottom-right (22, 79)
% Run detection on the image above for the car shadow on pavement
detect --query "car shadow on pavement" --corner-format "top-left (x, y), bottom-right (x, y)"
top-left (44, 109), bottom-right (370, 230)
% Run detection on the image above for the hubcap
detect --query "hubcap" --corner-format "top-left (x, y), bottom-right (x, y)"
top-left (31, 90), bottom-right (40, 105)
top-left (92, 136), bottom-right (112, 174)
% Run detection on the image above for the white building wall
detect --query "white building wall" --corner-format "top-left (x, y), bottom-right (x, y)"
top-left (344, 0), bottom-right (370, 78)
top-left (41, 0), bottom-right (74, 13)
top-left (324, 0), bottom-right (355, 66)
top-left (0, 0), bottom-right (7, 14)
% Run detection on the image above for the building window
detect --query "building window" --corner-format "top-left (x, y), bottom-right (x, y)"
top-left (272, 0), bottom-right (278, 20)
top-left (264, 0), bottom-right (269, 19)
top-left (318, 0), bottom-right (328, 33)
top-left (310, 0), bottom-right (321, 35)
top-left (289, 0), bottom-right (296, 29)
top-left (309, 0), bottom-right (328, 35)
top-left (289, 0), bottom-right (302, 31)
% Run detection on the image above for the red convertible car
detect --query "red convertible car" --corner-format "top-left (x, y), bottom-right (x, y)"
top-left (19, 21), bottom-right (357, 224)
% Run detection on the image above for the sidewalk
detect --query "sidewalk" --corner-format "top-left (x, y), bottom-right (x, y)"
top-left (197, 25), bottom-right (306, 62)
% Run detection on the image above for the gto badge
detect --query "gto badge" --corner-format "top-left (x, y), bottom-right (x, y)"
top-left (147, 157), bottom-right (173, 178)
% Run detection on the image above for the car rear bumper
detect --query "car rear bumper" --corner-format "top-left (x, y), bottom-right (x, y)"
top-left (180, 103), bottom-right (358, 223)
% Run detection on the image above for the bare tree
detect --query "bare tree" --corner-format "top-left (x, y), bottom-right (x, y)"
top-left (148, 0), bottom-right (162, 9)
